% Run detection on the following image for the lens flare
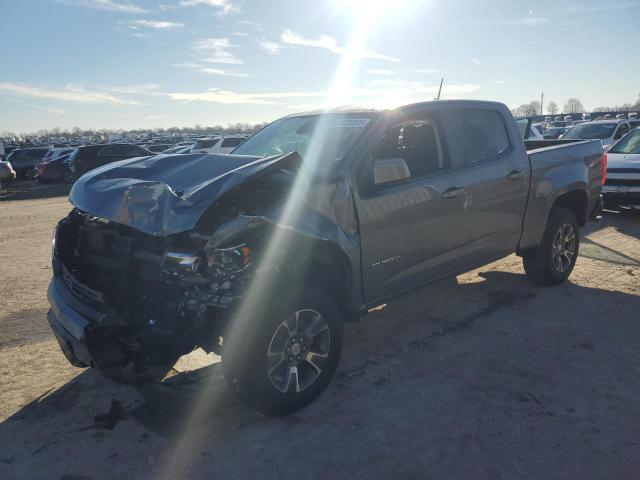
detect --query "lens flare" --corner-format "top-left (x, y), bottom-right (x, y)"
top-left (160, 2), bottom-right (417, 473)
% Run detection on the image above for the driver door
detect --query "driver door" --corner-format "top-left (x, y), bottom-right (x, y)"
top-left (354, 109), bottom-right (470, 302)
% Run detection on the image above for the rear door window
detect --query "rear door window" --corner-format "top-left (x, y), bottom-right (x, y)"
top-left (446, 109), bottom-right (510, 164)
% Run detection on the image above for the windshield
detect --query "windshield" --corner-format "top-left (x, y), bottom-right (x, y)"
top-left (609, 129), bottom-right (640, 154)
top-left (232, 113), bottom-right (375, 175)
top-left (562, 123), bottom-right (616, 140)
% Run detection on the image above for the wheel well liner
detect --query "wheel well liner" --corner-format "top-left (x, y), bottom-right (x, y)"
top-left (552, 189), bottom-right (588, 226)
top-left (288, 241), bottom-right (353, 318)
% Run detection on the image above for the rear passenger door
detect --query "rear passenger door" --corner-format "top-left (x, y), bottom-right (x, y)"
top-left (442, 107), bottom-right (529, 260)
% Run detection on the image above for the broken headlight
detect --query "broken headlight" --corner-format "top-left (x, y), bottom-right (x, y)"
top-left (163, 252), bottom-right (201, 275)
top-left (206, 244), bottom-right (251, 279)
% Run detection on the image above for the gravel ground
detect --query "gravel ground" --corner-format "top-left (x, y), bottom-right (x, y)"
top-left (1, 193), bottom-right (639, 479)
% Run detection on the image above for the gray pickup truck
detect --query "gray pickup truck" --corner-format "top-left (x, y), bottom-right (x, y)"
top-left (48, 100), bottom-right (604, 415)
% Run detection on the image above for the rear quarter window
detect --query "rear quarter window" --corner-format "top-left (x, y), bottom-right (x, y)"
top-left (447, 109), bottom-right (510, 164)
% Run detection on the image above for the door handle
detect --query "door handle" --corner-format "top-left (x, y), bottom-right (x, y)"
top-left (506, 170), bottom-right (524, 181)
top-left (441, 187), bottom-right (464, 199)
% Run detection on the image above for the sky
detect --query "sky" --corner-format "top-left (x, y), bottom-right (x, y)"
top-left (0, 0), bottom-right (639, 133)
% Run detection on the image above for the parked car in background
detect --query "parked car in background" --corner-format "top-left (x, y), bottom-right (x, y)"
top-left (602, 127), bottom-right (640, 208)
top-left (142, 144), bottom-right (175, 153)
top-left (5, 147), bottom-right (51, 179)
top-left (514, 117), bottom-right (544, 139)
top-left (189, 137), bottom-right (219, 153)
top-left (543, 126), bottom-right (570, 140)
top-left (190, 135), bottom-right (246, 154)
top-left (161, 145), bottom-right (192, 154)
top-left (68, 143), bottom-right (153, 178)
top-left (37, 151), bottom-right (75, 183)
top-left (48, 100), bottom-right (604, 415)
top-left (42, 147), bottom-right (73, 164)
top-left (0, 160), bottom-right (16, 188)
top-left (546, 121), bottom-right (569, 128)
top-left (628, 120), bottom-right (640, 130)
top-left (561, 120), bottom-right (631, 148)
top-left (529, 123), bottom-right (544, 139)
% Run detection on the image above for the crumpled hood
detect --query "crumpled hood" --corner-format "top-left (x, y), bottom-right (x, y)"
top-left (69, 152), bottom-right (297, 236)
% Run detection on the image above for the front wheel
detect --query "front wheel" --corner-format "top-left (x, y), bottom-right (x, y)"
top-left (223, 287), bottom-right (343, 416)
top-left (523, 207), bottom-right (580, 286)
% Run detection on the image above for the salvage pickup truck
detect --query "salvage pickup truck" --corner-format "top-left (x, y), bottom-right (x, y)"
top-left (48, 100), bottom-right (605, 415)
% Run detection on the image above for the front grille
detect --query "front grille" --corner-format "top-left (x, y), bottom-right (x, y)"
top-left (61, 264), bottom-right (104, 304)
top-left (55, 211), bottom-right (203, 319)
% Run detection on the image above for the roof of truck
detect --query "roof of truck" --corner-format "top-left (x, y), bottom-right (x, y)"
top-left (285, 99), bottom-right (508, 118)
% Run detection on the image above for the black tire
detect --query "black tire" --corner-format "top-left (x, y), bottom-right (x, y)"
top-left (223, 286), bottom-right (343, 416)
top-left (523, 207), bottom-right (580, 286)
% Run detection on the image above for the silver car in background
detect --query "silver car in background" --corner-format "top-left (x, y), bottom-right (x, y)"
top-left (602, 127), bottom-right (640, 208)
top-left (561, 119), bottom-right (631, 148)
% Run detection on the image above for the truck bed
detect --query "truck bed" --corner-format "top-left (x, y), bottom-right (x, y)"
top-left (517, 138), bottom-right (604, 253)
top-left (524, 138), bottom-right (589, 151)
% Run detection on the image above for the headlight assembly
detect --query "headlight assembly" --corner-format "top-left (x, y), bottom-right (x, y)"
top-left (206, 244), bottom-right (251, 278)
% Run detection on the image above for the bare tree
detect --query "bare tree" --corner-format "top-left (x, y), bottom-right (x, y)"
top-left (512, 100), bottom-right (541, 117)
top-left (547, 101), bottom-right (558, 115)
top-left (564, 98), bottom-right (585, 114)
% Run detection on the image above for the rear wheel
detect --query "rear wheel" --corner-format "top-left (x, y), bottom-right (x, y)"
top-left (523, 207), bottom-right (580, 285)
top-left (223, 286), bottom-right (343, 416)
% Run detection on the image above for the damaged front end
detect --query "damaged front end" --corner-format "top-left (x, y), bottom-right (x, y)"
top-left (47, 152), bottom-right (313, 383)
top-left (49, 210), bottom-right (246, 382)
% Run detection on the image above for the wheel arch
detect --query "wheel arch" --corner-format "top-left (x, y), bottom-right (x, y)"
top-left (551, 188), bottom-right (588, 226)
top-left (287, 239), bottom-right (354, 321)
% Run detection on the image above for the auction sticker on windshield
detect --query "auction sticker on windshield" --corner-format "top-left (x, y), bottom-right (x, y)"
top-left (334, 119), bottom-right (370, 128)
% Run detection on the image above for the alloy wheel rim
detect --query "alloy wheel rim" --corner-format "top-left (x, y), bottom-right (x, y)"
top-left (552, 223), bottom-right (576, 273)
top-left (266, 309), bottom-right (330, 394)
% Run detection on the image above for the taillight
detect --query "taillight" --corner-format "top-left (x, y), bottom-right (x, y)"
top-left (601, 150), bottom-right (607, 185)
top-left (38, 163), bottom-right (47, 175)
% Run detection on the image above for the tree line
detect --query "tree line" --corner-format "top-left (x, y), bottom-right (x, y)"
top-left (511, 93), bottom-right (640, 117)
top-left (1, 121), bottom-right (270, 141)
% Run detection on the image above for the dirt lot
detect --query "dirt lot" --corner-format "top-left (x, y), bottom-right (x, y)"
top-left (1, 191), bottom-right (639, 480)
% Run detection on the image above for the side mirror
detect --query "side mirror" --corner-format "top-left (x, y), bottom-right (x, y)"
top-left (373, 157), bottom-right (411, 186)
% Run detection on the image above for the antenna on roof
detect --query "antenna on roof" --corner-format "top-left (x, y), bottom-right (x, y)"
top-left (436, 78), bottom-right (444, 100)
